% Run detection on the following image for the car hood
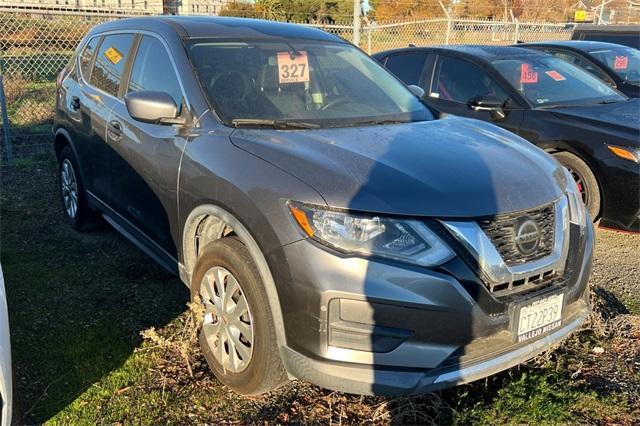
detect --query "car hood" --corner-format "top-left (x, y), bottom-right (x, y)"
top-left (231, 116), bottom-right (565, 217)
top-left (545, 98), bottom-right (640, 142)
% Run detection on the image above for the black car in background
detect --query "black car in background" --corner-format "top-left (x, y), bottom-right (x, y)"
top-left (519, 41), bottom-right (640, 98)
top-left (373, 46), bottom-right (640, 232)
top-left (572, 24), bottom-right (640, 49)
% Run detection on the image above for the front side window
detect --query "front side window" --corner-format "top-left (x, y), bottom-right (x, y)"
top-left (186, 39), bottom-right (433, 128)
top-left (492, 55), bottom-right (626, 107)
top-left (587, 46), bottom-right (640, 84)
top-left (431, 56), bottom-right (508, 103)
top-left (128, 36), bottom-right (183, 108)
top-left (79, 36), bottom-right (101, 81)
top-left (90, 33), bottom-right (135, 97)
top-left (384, 53), bottom-right (428, 86)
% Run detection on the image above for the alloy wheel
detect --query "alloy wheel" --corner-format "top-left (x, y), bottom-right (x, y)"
top-left (61, 159), bottom-right (79, 219)
top-left (200, 266), bottom-right (254, 373)
top-left (566, 166), bottom-right (589, 205)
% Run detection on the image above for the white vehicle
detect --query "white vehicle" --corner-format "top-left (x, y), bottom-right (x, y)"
top-left (0, 265), bottom-right (12, 426)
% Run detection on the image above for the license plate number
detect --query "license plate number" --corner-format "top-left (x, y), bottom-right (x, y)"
top-left (516, 293), bottom-right (564, 342)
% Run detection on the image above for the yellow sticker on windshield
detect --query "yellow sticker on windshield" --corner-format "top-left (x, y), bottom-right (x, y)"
top-left (104, 47), bottom-right (123, 65)
top-left (277, 51), bottom-right (309, 84)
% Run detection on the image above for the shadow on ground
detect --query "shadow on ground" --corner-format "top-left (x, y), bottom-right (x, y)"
top-left (0, 155), bottom-right (189, 423)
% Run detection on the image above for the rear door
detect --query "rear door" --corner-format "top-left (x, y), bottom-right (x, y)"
top-left (69, 34), bottom-right (114, 201)
top-left (107, 34), bottom-right (189, 259)
top-left (424, 54), bottom-right (523, 134)
top-left (77, 33), bottom-right (136, 204)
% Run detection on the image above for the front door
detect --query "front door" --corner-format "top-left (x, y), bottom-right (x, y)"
top-left (107, 35), bottom-right (189, 259)
top-left (424, 55), bottom-right (524, 135)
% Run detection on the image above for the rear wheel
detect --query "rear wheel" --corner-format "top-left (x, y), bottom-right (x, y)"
top-left (191, 237), bottom-right (288, 395)
top-left (553, 151), bottom-right (601, 221)
top-left (58, 146), bottom-right (94, 230)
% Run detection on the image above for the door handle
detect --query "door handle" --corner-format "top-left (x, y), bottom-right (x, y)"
top-left (70, 96), bottom-right (80, 111)
top-left (107, 120), bottom-right (122, 140)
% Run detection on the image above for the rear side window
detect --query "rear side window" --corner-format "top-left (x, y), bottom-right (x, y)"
top-left (79, 36), bottom-right (101, 81)
top-left (384, 53), bottom-right (428, 86)
top-left (431, 56), bottom-right (507, 103)
top-left (127, 36), bottom-right (183, 108)
top-left (90, 34), bottom-right (135, 97)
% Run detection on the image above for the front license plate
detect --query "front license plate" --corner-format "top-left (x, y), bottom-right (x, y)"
top-left (515, 293), bottom-right (564, 343)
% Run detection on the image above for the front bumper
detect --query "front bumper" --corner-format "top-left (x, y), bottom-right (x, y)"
top-left (268, 218), bottom-right (593, 396)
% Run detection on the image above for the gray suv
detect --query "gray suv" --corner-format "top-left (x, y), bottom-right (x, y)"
top-left (54, 16), bottom-right (593, 396)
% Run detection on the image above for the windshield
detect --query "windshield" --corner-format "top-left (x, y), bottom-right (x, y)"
top-left (186, 39), bottom-right (433, 128)
top-left (492, 55), bottom-right (626, 107)
top-left (587, 46), bottom-right (640, 84)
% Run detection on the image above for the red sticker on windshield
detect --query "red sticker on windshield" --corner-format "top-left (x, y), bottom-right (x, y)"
top-left (545, 70), bottom-right (566, 81)
top-left (520, 63), bottom-right (538, 84)
top-left (614, 55), bottom-right (628, 70)
top-left (277, 51), bottom-right (310, 84)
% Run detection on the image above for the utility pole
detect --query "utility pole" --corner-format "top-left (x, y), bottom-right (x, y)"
top-left (597, 0), bottom-right (615, 24)
top-left (353, 0), bottom-right (361, 46)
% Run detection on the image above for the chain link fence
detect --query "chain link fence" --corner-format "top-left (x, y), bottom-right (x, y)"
top-left (0, 10), bottom-right (576, 162)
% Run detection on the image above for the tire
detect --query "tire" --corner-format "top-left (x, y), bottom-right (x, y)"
top-left (58, 146), bottom-right (94, 230)
top-left (191, 237), bottom-right (288, 395)
top-left (553, 151), bottom-right (601, 221)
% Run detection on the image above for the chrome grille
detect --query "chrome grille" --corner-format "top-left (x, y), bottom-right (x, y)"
top-left (478, 204), bottom-right (555, 266)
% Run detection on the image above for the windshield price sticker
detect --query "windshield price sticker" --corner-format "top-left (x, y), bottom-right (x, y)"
top-left (104, 47), bottom-right (123, 65)
top-left (277, 51), bottom-right (309, 84)
top-left (520, 63), bottom-right (538, 84)
top-left (545, 70), bottom-right (566, 81)
top-left (614, 55), bottom-right (628, 70)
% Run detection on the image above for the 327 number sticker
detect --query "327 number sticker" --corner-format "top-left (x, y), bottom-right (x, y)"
top-left (277, 51), bottom-right (309, 84)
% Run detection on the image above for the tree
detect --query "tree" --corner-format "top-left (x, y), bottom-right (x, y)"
top-left (221, 0), bottom-right (352, 23)
top-left (219, 1), bottom-right (257, 18)
top-left (369, 0), bottom-right (453, 21)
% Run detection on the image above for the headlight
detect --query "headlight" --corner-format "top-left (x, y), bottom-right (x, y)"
top-left (288, 202), bottom-right (455, 267)
top-left (563, 167), bottom-right (588, 227)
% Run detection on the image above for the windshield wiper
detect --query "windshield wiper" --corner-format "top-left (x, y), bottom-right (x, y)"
top-left (595, 99), bottom-right (622, 104)
top-left (345, 119), bottom-right (410, 127)
top-left (232, 118), bottom-right (319, 129)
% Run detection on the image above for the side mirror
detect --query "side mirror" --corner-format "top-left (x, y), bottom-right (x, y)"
top-left (468, 95), bottom-right (507, 120)
top-left (124, 91), bottom-right (184, 125)
top-left (407, 84), bottom-right (426, 99)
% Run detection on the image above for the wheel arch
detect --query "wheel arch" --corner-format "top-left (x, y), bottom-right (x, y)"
top-left (181, 203), bottom-right (288, 350)
top-left (543, 143), bottom-right (604, 219)
top-left (54, 128), bottom-right (75, 160)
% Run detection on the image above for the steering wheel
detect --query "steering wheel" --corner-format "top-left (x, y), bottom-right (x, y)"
top-left (208, 70), bottom-right (252, 101)
top-left (321, 97), bottom-right (352, 111)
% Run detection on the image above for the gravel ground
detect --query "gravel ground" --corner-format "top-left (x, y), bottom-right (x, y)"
top-left (591, 228), bottom-right (640, 315)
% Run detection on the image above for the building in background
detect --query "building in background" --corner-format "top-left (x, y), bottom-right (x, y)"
top-left (0, 0), bottom-right (231, 15)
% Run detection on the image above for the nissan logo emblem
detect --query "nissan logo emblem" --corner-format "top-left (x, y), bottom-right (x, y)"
top-left (514, 218), bottom-right (541, 255)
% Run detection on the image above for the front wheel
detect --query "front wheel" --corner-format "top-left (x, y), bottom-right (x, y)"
top-left (191, 237), bottom-right (288, 395)
top-left (553, 151), bottom-right (601, 221)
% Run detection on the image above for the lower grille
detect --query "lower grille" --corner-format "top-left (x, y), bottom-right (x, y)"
top-left (490, 269), bottom-right (558, 296)
top-left (478, 203), bottom-right (555, 266)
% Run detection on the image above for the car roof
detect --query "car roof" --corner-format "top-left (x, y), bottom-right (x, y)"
top-left (373, 45), bottom-right (548, 63)
top-left (87, 16), bottom-right (346, 43)
top-left (520, 40), bottom-right (631, 52)
top-left (574, 24), bottom-right (640, 33)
